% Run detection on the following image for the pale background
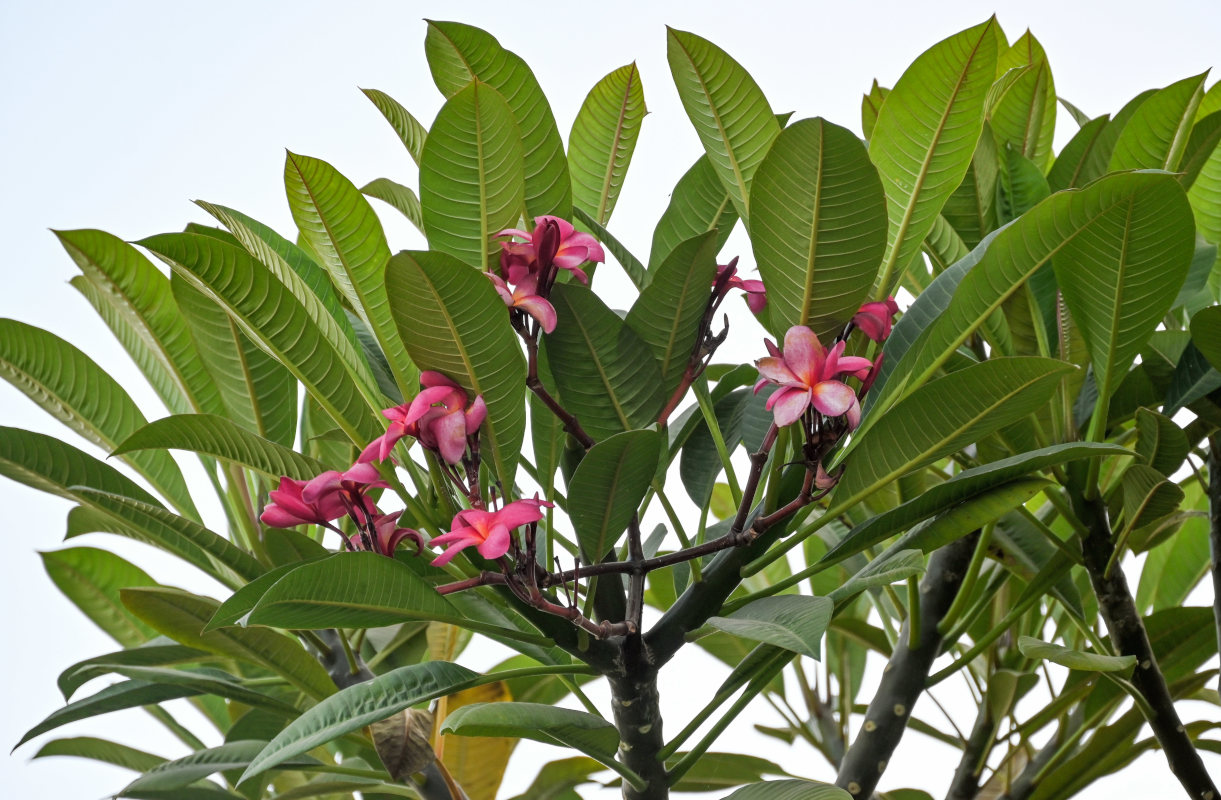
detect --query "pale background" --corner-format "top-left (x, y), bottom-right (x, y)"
top-left (2, 1), bottom-right (1219, 798)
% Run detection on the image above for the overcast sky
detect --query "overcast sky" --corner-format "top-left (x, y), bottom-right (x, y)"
top-left (2, 1), bottom-right (1219, 798)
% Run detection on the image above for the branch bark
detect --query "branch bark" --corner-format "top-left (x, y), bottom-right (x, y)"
top-left (1209, 435), bottom-right (1221, 697)
top-left (835, 532), bottom-right (980, 800)
top-left (945, 699), bottom-right (995, 800)
top-left (1070, 489), bottom-right (1218, 800)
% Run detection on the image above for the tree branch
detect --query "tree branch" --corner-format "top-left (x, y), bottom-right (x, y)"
top-left (1209, 435), bottom-right (1221, 696)
top-left (1070, 489), bottom-right (1218, 800)
top-left (945, 699), bottom-right (996, 800)
top-left (835, 532), bottom-right (980, 800)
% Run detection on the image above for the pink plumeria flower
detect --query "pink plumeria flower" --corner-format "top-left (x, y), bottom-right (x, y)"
top-left (348, 511), bottom-right (423, 558)
top-left (487, 272), bottom-right (557, 334)
top-left (495, 215), bottom-right (604, 285)
top-left (754, 326), bottom-right (874, 427)
top-left (429, 496), bottom-right (554, 567)
top-left (300, 462), bottom-right (388, 526)
top-left (852, 297), bottom-right (900, 342)
top-left (715, 260), bottom-right (767, 314)
top-left (261, 476), bottom-right (350, 527)
top-left (359, 371), bottom-right (487, 466)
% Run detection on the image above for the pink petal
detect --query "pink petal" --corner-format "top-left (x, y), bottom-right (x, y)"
top-left (427, 409), bottom-right (468, 464)
top-left (565, 265), bottom-right (590, 285)
top-left (405, 385), bottom-right (463, 426)
top-left (822, 341), bottom-right (845, 380)
top-left (537, 215), bottom-right (574, 239)
top-left (356, 435), bottom-right (389, 464)
top-left (430, 538), bottom-right (477, 567)
top-left (845, 397), bottom-right (862, 430)
top-left (745, 287), bottom-right (767, 314)
top-left (487, 273), bottom-right (514, 305)
top-left (301, 471), bottom-right (342, 504)
top-left (767, 386), bottom-right (812, 427)
top-left (465, 395), bottom-right (488, 433)
top-left (342, 462), bottom-right (384, 485)
top-left (420, 371), bottom-right (461, 390)
top-left (755, 356), bottom-right (800, 385)
top-left (764, 338), bottom-right (782, 358)
top-left (495, 228), bottom-right (533, 241)
top-left (515, 294), bottom-right (557, 334)
top-left (835, 356), bottom-right (875, 377)
top-left (495, 498), bottom-right (548, 530)
top-left (477, 523), bottom-right (513, 559)
top-left (782, 326), bottom-right (826, 386)
top-left (260, 505), bottom-right (308, 528)
top-left (852, 310), bottom-right (889, 342)
top-left (810, 380), bottom-right (857, 417)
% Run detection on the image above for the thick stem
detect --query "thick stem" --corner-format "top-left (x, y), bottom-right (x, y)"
top-left (835, 533), bottom-right (979, 800)
top-left (609, 642), bottom-right (668, 800)
top-left (1070, 490), bottom-right (1218, 800)
top-left (1209, 436), bottom-right (1221, 696)
top-left (944, 701), bottom-right (994, 800)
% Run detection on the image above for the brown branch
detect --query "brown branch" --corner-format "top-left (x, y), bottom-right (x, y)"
top-left (1209, 435), bottom-right (1221, 697)
top-left (523, 326), bottom-right (595, 450)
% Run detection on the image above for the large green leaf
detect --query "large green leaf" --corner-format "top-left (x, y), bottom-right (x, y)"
top-left (891, 477), bottom-right (1050, 556)
top-left (750, 117), bottom-right (888, 340)
top-left (1017, 636), bottom-right (1136, 673)
top-left (40, 547), bottom-right (158, 647)
top-left (707, 595), bottom-right (833, 660)
top-left (820, 443), bottom-right (1129, 567)
top-left (568, 430), bottom-right (661, 563)
top-left (56, 229), bottom-right (225, 417)
top-left (120, 587), bottom-right (335, 699)
top-left (649, 154), bottom-right (738, 269)
top-left (385, 250), bottom-right (527, 487)
top-left (441, 703), bottom-right (630, 785)
top-left (1047, 115), bottom-right (1112, 193)
top-left (361, 178), bottom-right (424, 234)
top-left (569, 62), bottom-right (646, 226)
top-left (990, 31), bottom-right (1057, 170)
top-left (16, 679), bottom-right (204, 750)
top-left (861, 80), bottom-right (890, 141)
top-left (171, 277), bottom-right (298, 447)
top-left (0, 319), bottom-right (197, 517)
top-left (666, 27), bottom-right (780, 222)
top-left (723, 779), bottom-right (852, 800)
top-left (941, 122), bottom-right (999, 249)
top-left (834, 357), bottom-right (1075, 509)
top-left (868, 18), bottom-right (998, 293)
top-left (1053, 176), bottom-right (1194, 414)
top-left (625, 231), bottom-right (719, 399)
top-left (120, 741), bottom-right (317, 795)
top-left (864, 172), bottom-right (1194, 431)
top-left (115, 414), bottom-right (328, 480)
top-left (424, 20), bottom-right (571, 220)
top-left (543, 283), bottom-right (665, 441)
top-left (139, 232), bottom-right (382, 445)
top-left (58, 642), bottom-right (213, 699)
top-left (1137, 516), bottom-right (1211, 612)
top-left (0, 426), bottom-right (160, 506)
top-left (204, 561), bottom-right (323, 632)
top-left (419, 80), bottom-right (524, 270)
top-left (1191, 306), bottom-right (1221, 371)
top-left (361, 88), bottom-right (427, 165)
top-left (284, 152), bottom-right (413, 396)
top-left (74, 489), bottom-right (265, 586)
top-left (240, 661), bottom-right (478, 781)
top-left (1109, 72), bottom-right (1209, 172)
top-left (33, 736), bottom-right (166, 773)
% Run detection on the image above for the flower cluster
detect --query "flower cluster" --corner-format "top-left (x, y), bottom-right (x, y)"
top-left (490, 215), bottom-right (605, 334)
top-left (715, 258), bottom-right (767, 314)
top-left (754, 297), bottom-right (899, 430)
top-left (359, 371), bottom-right (486, 466)
top-left (429, 496), bottom-right (553, 566)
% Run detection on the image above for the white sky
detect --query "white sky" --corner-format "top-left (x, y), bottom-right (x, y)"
top-left (2, 1), bottom-right (1220, 798)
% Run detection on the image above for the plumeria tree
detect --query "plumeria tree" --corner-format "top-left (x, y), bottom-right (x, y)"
top-left (4, 16), bottom-right (1221, 800)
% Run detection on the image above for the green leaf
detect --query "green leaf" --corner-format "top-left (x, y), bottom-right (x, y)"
top-left (420, 80), bottom-right (524, 270)
top-left (16, 679), bottom-right (203, 750)
top-left (666, 27), bottom-right (780, 222)
top-left (34, 736), bottom-right (165, 773)
top-left (1191, 306), bottom-right (1221, 371)
top-left (98, 666), bottom-right (301, 715)
top-left (240, 661), bottom-right (478, 780)
top-left (0, 426), bottom-right (159, 506)
top-left (441, 702), bottom-right (633, 786)
top-left (55, 229), bottom-right (225, 417)
top-left (666, 753), bottom-right (791, 792)
top-left (865, 172), bottom-right (1193, 428)
top-left (990, 31), bottom-right (1057, 170)
top-left (649, 154), bottom-right (738, 269)
top-left (115, 414), bottom-right (328, 480)
top-left (707, 595), bottom-right (833, 660)
top-left (1047, 115), bottom-right (1112, 193)
top-left (204, 561), bottom-right (321, 632)
top-left (361, 177), bottom-right (424, 233)
top-left (569, 62), bottom-right (646, 225)
top-left (941, 122), bottom-right (999, 249)
top-left (625, 231), bottom-right (719, 398)
top-left (1164, 341), bottom-right (1221, 416)
top-left (284, 152), bottom-right (414, 395)
top-left (1118, 464), bottom-right (1184, 536)
top-left (892, 477), bottom-right (1050, 555)
top-left (827, 550), bottom-right (926, 612)
top-left (385, 250), bottom-right (527, 487)
top-left (994, 144), bottom-right (1049, 225)
top-left (507, 757), bottom-right (605, 800)
top-left (568, 430), bottom-right (662, 563)
top-left (1017, 636), bottom-right (1136, 673)
top-left (543, 283), bottom-right (665, 441)
top-left (750, 117), bottom-right (888, 341)
top-left (680, 388), bottom-right (750, 505)
top-left (1109, 72), bottom-right (1209, 172)
top-left (834, 358), bottom-right (1074, 509)
top-left (58, 642), bottom-right (213, 699)
top-left (861, 80), bottom-right (889, 141)
top-left (723, 778), bottom-right (852, 800)
top-left (74, 488), bottom-right (265, 586)
top-left (869, 18), bottom-right (999, 293)
top-left (1059, 96), bottom-right (1093, 127)
top-left (424, 20), bottom-right (571, 220)
top-left (570, 207), bottom-right (647, 290)
top-left (41, 547), bottom-right (158, 647)
top-left (171, 277), bottom-right (298, 448)
top-left (120, 587), bottom-right (335, 700)
top-left (361, 88), bottom-right (427, 165)
top-left (1053, 177), bottom-right (1194, 411)
top-left (1137, 516), bottom-right (1211, 612)
top-left (139, 232), bottom-right (382, 445)
top-left (121, 741), bottom-right (317, 794)
top-left (1134, 408), bottom-right (1188, 476)
top-left (821, 444), bottom-right (1129, 568)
